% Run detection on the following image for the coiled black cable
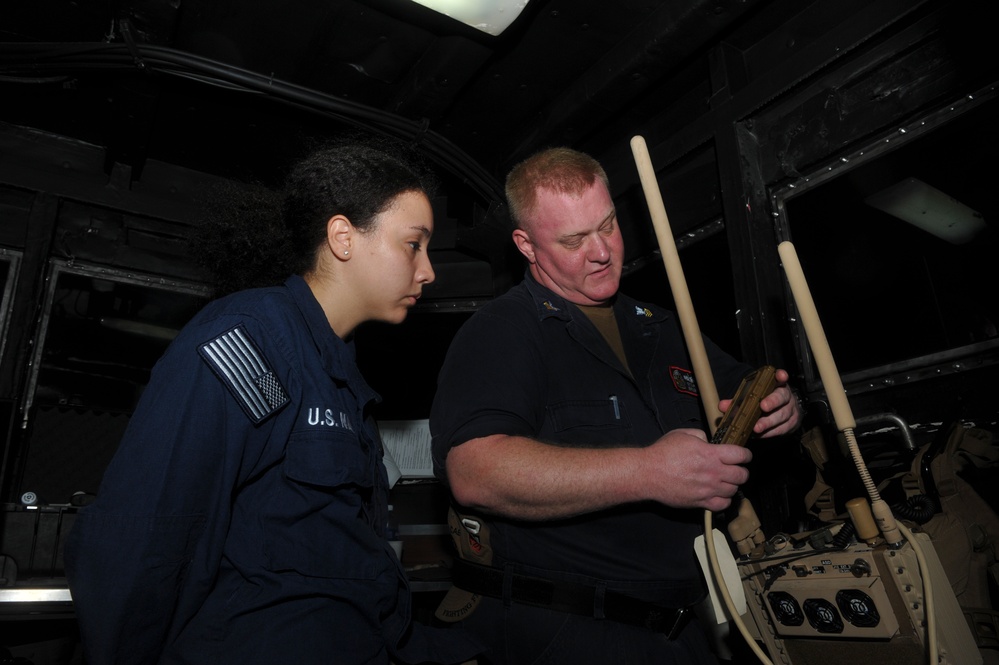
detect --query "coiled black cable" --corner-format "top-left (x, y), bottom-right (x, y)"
top-left (892, 494), bottom-right (939, 525)
top-left (831, 520), bottom-right (856, 549)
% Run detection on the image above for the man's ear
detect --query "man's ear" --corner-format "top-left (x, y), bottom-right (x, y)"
top-left (512, 228), bottom-right (535, 263)
top-left (327, 215), bottom-right (353, 260)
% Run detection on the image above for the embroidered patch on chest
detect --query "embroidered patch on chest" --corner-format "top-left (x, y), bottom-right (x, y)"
top-left (199, 325), bottom-right (290, 423)
top-left (669, 365), bottom-right (699, 396)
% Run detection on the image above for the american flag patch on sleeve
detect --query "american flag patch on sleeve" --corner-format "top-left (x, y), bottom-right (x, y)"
top-left (199, 325), bottom-right (290, 423)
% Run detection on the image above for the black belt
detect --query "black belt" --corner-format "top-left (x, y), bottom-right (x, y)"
top-left (450, 559), bottom-right (693, 639)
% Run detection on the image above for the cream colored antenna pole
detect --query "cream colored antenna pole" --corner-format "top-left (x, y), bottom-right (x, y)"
top-left (777, 241), bottom-right (937, 662)
top-left (630, 135), bottom-right (772, 665)
top-left (629, 135), bottom-right (721, 430)
top-left (776, 242), bottom-right (854, 431)
top-left (776, 241), bottom-right (901, 546)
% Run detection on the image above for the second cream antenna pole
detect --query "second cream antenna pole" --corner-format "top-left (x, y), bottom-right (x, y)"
top-left (629, 135), bottom-right (721, 430)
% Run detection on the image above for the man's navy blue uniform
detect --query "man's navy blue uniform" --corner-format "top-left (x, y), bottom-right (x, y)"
top-left (66, 275), bottom-right (477, 665)
top-left (430, 273), bottom-right (751, 663)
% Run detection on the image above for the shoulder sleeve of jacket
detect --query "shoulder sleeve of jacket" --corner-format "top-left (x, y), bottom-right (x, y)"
top-left (198, 324), bottom-right (291, 424)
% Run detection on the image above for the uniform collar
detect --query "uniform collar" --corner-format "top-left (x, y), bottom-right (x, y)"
top-left (284, 275), bottom-right (379, 404)
top-left (521, 270), bottom-right (670, 325)
top-left (521, 271), bottom-right (576, 321)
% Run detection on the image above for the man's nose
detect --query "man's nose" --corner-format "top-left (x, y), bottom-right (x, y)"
top-left (588, 235), bottom-right (611, 261)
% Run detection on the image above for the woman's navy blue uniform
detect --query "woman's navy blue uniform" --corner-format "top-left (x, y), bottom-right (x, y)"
top-left (66, 275), bottom-right (478, 665)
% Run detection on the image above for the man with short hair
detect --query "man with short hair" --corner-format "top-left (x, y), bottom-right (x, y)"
top-left (430, 147), bottom-right (801, 664)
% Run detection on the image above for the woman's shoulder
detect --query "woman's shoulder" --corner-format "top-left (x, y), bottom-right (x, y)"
top-left (198, 284), bottom-right (293, 322)
top-left (167, 285), bottom-right (300, 358)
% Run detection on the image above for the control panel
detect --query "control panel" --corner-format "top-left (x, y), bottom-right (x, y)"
top-left (737, 533), bottom-right (982, 665)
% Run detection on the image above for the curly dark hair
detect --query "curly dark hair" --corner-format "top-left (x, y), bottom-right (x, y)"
top-left (196, 134), bottom-right (437, 297)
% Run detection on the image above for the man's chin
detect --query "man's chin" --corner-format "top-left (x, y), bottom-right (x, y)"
top-left (587, 275), bottom-right (621, 302)
top-left (579, 289), bottom-right (618, 307)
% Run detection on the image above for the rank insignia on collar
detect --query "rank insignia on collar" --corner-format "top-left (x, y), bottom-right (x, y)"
top-left (669, 366), bottom-right (699, 396)
top-left (200, 325), bottom-right (290, 423)
top-left (635, 306), bottom-right (653, 317)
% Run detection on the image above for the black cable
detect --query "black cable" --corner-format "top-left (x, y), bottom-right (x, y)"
top-left (830, 520), bottom-right (856, 549)
top-left (0, 41), bottom-right (505, 205)
top-left (891, 494), bottom-right (939, 525)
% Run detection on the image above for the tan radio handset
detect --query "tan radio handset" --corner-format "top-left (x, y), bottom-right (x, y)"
top-left (710, 365), bottom-right (778, 446)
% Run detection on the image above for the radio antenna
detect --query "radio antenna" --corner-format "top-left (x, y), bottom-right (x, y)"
top-left (630, 135), bottom-right (772, 665)
top-left (777, 241), bottom-right (902, 547)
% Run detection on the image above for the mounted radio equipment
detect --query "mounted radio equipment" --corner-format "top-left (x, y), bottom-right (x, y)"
top-left (629, 136), bottom-right (982, 665)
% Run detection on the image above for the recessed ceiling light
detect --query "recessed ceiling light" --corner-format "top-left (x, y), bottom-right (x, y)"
top-left (865, 177), bottom-right (986, 244)
top-left (410, 0), bottom-right (531, 36)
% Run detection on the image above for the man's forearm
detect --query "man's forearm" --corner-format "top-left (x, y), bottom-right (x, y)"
top-left (445, 434), bottom-right (647, 520)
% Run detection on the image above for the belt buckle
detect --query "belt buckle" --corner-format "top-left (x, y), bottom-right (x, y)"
top-left (664, 607), bottom-right (691, 640)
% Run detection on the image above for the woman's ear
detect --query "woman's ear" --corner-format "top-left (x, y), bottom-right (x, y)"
top-left (327, 215), bottom-right (353, 260)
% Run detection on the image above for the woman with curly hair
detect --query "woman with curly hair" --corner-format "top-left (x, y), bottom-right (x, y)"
top-left (65, 136), bottom-right (482, 665)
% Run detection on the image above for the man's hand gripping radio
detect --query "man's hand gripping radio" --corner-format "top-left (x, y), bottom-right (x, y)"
top-left (710, 365), bottom-right (778, 447)
top-left (709, 364), bottom-right (778, 557)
